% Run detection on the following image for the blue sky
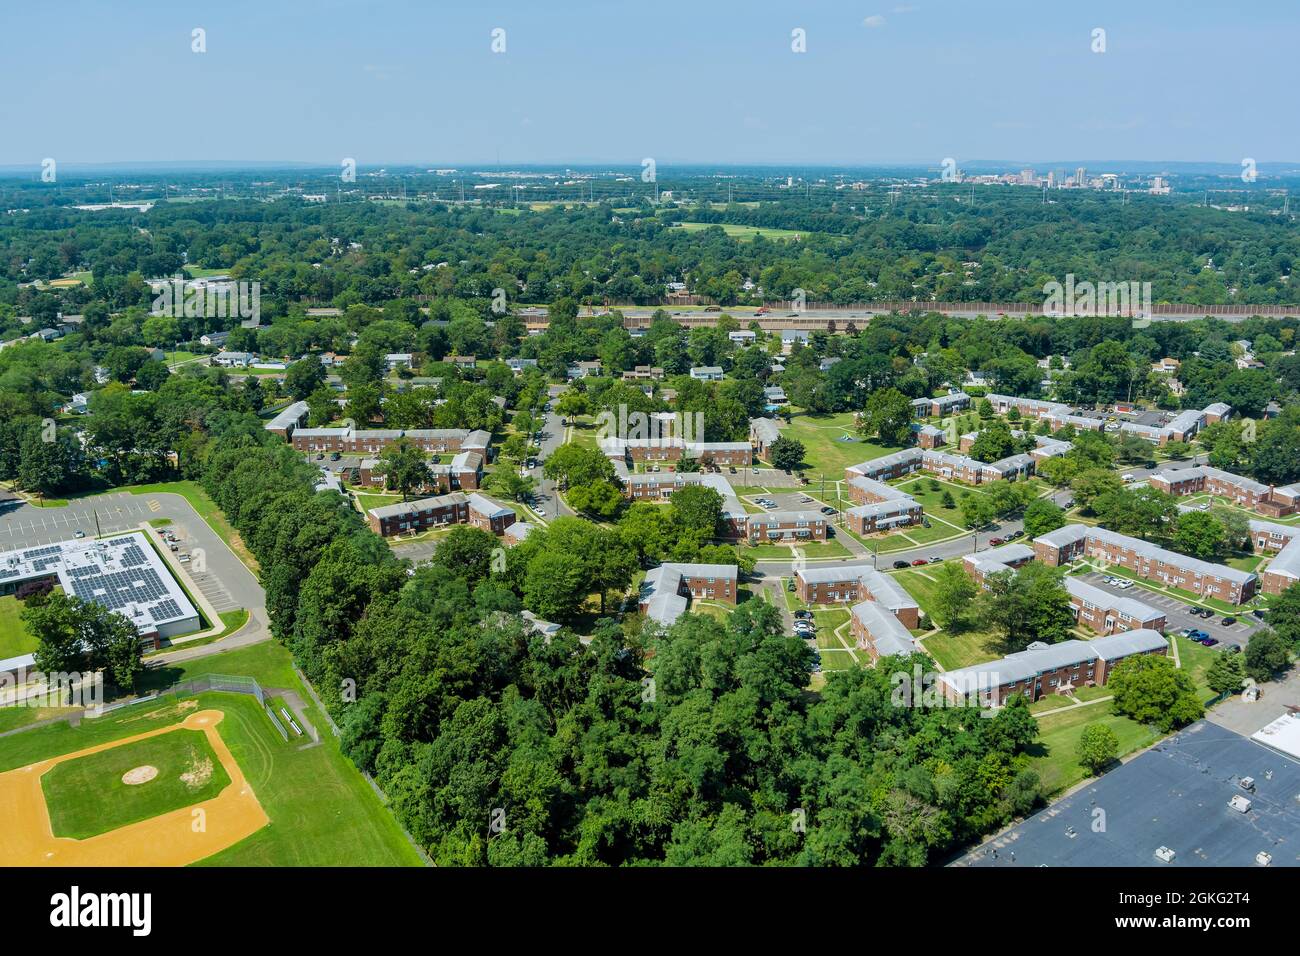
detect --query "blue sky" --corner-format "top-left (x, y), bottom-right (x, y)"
top-left (2, 0), bottom-right (1295, 167)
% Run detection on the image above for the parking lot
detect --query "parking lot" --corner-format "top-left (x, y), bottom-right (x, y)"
top-left (0, 491), bottom-right (260, 619)
top-left (1078, 570), bottom-right (1260, 648)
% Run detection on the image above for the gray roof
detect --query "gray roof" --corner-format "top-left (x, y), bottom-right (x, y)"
top-left (264, 400), bottom-right (308, 431)
top-left (1153, 465), bottom-right (1269, 497)
top-left (851, 600), bottom-right (919, 657)
top-left (368, 492), bottom-right (466, 520)
top-left (749, 417), bottom-right (782, 444)
top-left (640, 563), bottom-right (739, 626)
top-left (1265, 536), bottom-right (1300, 582)
top-left (957, 721), bottom-right (1300, 868)
top-left (940, 629), bottom-right (1166, 695)
top-left (1064, 576), bottom-right (1164, 624)
top-left (796, 564), bottom-right (918, 613)
top-left (468, 494), bottom-right (512, 519)
top-left (1067, 525), bottom-right (1257, 586)
top-left (746, 510), bottom-right (826, 527)
top-left (847, 448), bottom-right (924, 478)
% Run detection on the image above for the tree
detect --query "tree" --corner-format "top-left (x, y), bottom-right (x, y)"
top-left (968, 419), bottom-right (1017, 463)
top-left (523, 550), bottom-right (588, 622)
top-left (1206, 651), bottom-right (1247, 697)
top-left (977, 563), bottom-right (1076, 652)
top-left (1173, 511), bottom-right (1226, 560)
top-left (565, 479), bottom-right (623, 519)
top-left (770, 436), bottom-right (805, 471)
top-left (960, 493), bottom-right (996, 529)
top-left (1243, 629), bottom-right (1290, 683)
top-left (1077, 723), bottom-right (1119, 776)
top-left (1107, 655), bottom-right (1204, 732)
top-left (1071, 468), bottom-right (1123, 515)
top-left (543, 443), bottom-right (617, 490)
top-left (670, 485), bottom-right (723, 537)
top-left (858, 387), bottom-right (913, 446)
top-left (379, 440), bottom-right (428, 501)
top-left (1022, 498), bottom-right (1066, 539)
top-left (285, 354), bottom-right (327, 401)
top-left (930, 562), bottom-right (977, 630)
top-left (484, 468), bottom-right (536, 503)
top-left (432, 526), bottom-right (500, 585)
top-left (21, 592), bottom-right (143, 691)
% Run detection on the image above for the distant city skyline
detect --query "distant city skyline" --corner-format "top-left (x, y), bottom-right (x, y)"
top-left (3, 0), bottom-right (1297, 167)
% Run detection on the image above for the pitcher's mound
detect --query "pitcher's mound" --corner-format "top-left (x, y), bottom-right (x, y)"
top-left (121, 765), bottom-right (159, 786)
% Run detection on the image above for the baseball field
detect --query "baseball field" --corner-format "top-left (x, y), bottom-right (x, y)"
top-left (0, 642), bottom-right (425, 867)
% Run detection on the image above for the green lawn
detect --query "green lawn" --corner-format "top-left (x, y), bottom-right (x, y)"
top-left (894, 476), bottom-right (986, 529)
top-left (1028, 705), bottom-right (1161, 796)
top-left (41, 728), bottom-right (231, 839)
top-left (922, 627), bottom-right (1005, 671)
top-left (6, 641), bottom-right (424, 866)
top-left (669, 222), bottom-right (815, 242)
top-left (0, 594), bottom-right (38, 660)
top-left (742, 538), bottom-right (853, 560)
top-left (781, 410), bottom-right (902, 478)
top-left (1172, 634), bottom-right (1223, 704)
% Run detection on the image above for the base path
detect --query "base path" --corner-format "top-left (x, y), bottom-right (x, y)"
top-left (0, 709), bottom-right (268, 867)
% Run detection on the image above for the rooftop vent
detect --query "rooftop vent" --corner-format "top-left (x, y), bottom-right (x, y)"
top-left (1154, 846), bottom-right (1176, 863)
top-left (1240, 777), bottom-right (1256, 792)
top-left (1228, 794), bottom-right (1253, 813)
top-left (1256, 851), bottom-right (1273, 867)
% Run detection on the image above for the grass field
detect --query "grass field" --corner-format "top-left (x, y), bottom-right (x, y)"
top-left (0, 594), bottom-right (38, 660)
top-left (922, 627), bottom-right (1005, 671)
top-left (669, 222), bottom-right (814, 242)
top-left (3, 641), bottom-right (424, 866)
top-left (894, 476), bottom-right (986, 529)
top-left (780, 410), bottom-right (902, 477)
top-left (41, 728), bottom-right (231, 839)
top-left (742, 538), bottom-right (853, 560)
top-left (1027, 705), bottom-right (1161, 796)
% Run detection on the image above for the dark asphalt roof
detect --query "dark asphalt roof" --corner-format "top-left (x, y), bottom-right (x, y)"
top-left (955, 721), bottom-right (1300, 867)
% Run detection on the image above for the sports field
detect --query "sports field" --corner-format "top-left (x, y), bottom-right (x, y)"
top-left (42, 726), bottom-right (231, 839)
top-left (0, 641), bottom-right (425, 866)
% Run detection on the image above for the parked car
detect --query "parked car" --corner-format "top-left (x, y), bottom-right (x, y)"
top-left (893, 560), bottom-right (910, 570)
top-left (1116, 580), bottom-right (1134, 590)
top-left (1178, 627), bottom-right (1194, 638)
top-left (819, 506), bottom-right (834, 514)
top-left (988, 537), bottom-right (1004, 546)
top-left (74, 529), bottom-right (85, 538)
top-left (1200, 637), bottom-right (1220, 647)
top-left (1252, 609), bottom-right (1266, 620)
top-left (1221, 616), bottom-right (1237, 627)
top-left (928, 555), bottom-right (943, 563)
top-left (911, 559), bottom-right (928, 567)
top-left (1189, 630), bottom-right (1209, 641)
top-left (793, 610), bottom-right (814, 621)
top-left (729, 466), bottom-right (736, 474)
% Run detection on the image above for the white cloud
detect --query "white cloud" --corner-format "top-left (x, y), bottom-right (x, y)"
top-left (863, 15), bottom-right (886, 28)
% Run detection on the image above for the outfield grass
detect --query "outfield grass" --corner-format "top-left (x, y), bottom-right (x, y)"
top-left (1027, 705), bottom-right (1161, 796)
top-left (5, 641), bottom-right (424, 865)
top-left (0, 594), bottom-right (38, 660)
top-left (41, 728), bottom-right (231, 839)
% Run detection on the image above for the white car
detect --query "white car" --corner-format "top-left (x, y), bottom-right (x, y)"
top-left (531, 505), bottom-right (546, 517)
top-left (1121, 473), bottom-right (1135, 481)
top-left (74, 530), bottom-right (85, 538)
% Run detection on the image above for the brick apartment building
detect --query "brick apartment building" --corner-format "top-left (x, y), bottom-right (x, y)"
top-left (1064, 576), bottom-right (1167, 634)
top-left (749, 418), bottom-right (782, 461)
top-left (1150, 465), bottom-right (1300, 518)
top-left (850, 599), bottom-right (921, 662)
top-left (844, 476), bottom-right (924, 533)
top-left (291, 426), bottom-right (491, 458)
top-left (1032, 524), bottom-right (1258, 604)
top-left (914, 423), bottom-right (945, 449)
top-left (356, 451), bottom-right (483, 493)
top-left (640, 563), bottom-right (738, 626)
top-left (746, 510), bottom-right (827, 543)
top-left (938, 629), bottom-right (1168, 706)
top-left (963, 543), bottom-right (1036, 586)
top-left (845, 447), bottom-right (1033, 489)
top-left (911, 391), bottom-right (971, 418)
top-left (366, 492), bottom-right (515, 538)
top-left (264, 401), bottom-right (309, 439)
top-left (794, 564), bottom-right (921, 629)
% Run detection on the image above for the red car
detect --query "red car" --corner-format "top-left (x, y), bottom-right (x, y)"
top-left (911, 559), bottom-right (928, 567)
top-left (989, 537), bottom-right (1005, 546)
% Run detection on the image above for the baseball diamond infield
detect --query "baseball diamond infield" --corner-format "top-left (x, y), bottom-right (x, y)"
top-left (0, 710), bottom-right (268, 866)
